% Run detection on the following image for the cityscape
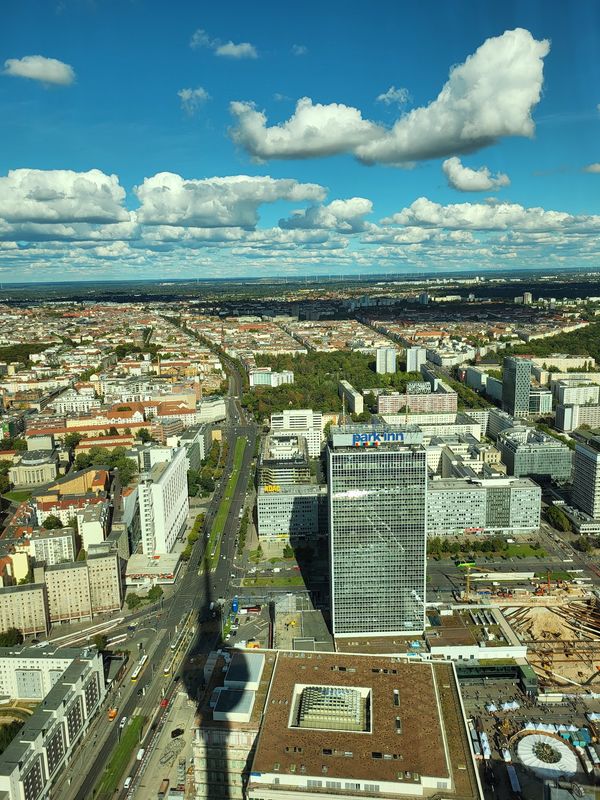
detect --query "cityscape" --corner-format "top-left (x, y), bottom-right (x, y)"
top-left (2, 3), bottom-right (600, 800)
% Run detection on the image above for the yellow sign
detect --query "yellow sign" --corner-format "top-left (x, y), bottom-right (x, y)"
top-left (263, 485), bottom-right (281, 493)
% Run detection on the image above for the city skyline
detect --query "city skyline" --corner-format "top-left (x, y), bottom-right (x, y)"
top-left (1, 1), bottom-right (600, 281)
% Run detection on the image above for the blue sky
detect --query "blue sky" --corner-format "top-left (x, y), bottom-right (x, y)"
top-left (0, 0), bottom-right (599, 281)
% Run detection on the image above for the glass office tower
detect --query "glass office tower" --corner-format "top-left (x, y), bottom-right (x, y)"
top-left (502, 356), bottom-right (532, 417)
top-left (327, 429), bottom-right (427, 637)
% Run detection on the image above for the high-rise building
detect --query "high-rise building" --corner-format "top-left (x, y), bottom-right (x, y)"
top-left (270, 409), bottom-right (323, 457)
top-left (327, 425), bottom-right (427, 637)
top-left (502, 357), bottom-right (532, 417)
top-left (138, 447), bottom-right (189, 555)
top-left (375, 347), bottom-right (397, 374)
top-left (572, 436), bottom-right (600, 518)
top-left (406, 345), bottom-right (427, 373)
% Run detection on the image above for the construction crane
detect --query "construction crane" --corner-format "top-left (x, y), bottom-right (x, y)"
top-left (458, 561), bottom-right (476, 602)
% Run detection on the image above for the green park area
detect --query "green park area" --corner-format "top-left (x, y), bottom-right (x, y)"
top-left (242, 574), bottom-right (305, 588)
top-left (95, 715), bottom-right (145, 800)
top-left (202, 436), bottom-right (246, 573)
top-left (2, 490), bottom-right (32, 503)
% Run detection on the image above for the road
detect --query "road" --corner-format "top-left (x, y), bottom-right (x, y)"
top-left (57, 340), bottom-right (258, 800)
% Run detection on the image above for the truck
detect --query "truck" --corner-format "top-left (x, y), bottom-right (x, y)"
top-left (158, 778), bottom-right (170, 798)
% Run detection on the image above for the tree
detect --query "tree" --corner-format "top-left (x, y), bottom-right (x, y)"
top-left (126, 593), bottom-right (141, 610)
top-left (64, 432), bottom-right (82, 450)
top-left (545, 505), bottom-right (572, 533)
top-left (138, 428), bottom-right (153, 443)
top-left (576, 536), bottom-right (592, 553)
top-left (93, 634), bottom-right (108, 651)
top-left (42, 514), bottom-right (63, 530)
top-left (147, 585), bottom-right (163, 602)
top-left (0, 627), bottom-right (23, 646)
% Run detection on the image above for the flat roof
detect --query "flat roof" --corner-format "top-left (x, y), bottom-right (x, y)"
top-left (225, 651), bottom-right (264, 686)
top-left (214, 688), bottom-right (255, 716)
top-left (250, 651), bottom-right (478, 796)
top-left (126, 552), bottom-right (180, 576)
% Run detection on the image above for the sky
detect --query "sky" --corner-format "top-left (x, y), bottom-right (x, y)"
top-left (1, 0), bottom-right (599, 282)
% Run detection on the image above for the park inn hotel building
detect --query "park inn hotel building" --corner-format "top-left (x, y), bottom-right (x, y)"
top-left (327, 426), bottom-right (427, 638)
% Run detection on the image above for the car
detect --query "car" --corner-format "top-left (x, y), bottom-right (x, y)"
top-left (171, 727), bottom-right (184, 739)
top-left (230, 573), bottom-right (236, 578)
top-left (119, 716), bottom-right (127, 729)
top-left (160, 698), bottom-right (169, 708)
top-left (292, 566), bottom-right (301, 571)
top-left (124, 776), bottom-right (132, 789)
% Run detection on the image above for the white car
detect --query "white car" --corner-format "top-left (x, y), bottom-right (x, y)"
top-left (119, 716), bottom-right (127, 729)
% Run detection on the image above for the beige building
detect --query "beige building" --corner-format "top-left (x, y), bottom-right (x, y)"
top-left (0, 582), bottom-right (49, 635)
top-left (87, 552), bottom-right (122, 614)
top-left (43, 552), bottom-right (121, 624)
top-left (8, 450), bottom-right (58, 487)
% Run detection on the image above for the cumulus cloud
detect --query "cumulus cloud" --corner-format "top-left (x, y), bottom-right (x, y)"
top-left (442, 157), bottom-right (510, 191)
top-left (230, 28), bottom-right (549, 164)
top-left (0, 169), bottom-right (128, 224)
top-left (230, 98), bottom-right (380, 160)
top-left (178, 86), bottom-right (210, 115)
top-left (584, 163), bottom-right (600, 173)
top-left (189, 28), bottom-right (257, 58)
top-left (279, 197), bottom-right (373, 232)
top-left (383, 197), bottom-right (600, 233)
top-left (135, 173), bottom-right (326, 228)
top-left (3, 54), bottom-right (75, 85)
top-left (376, 86), bottom-right (410, 106)
top-left (292, 44), bottom-right (307, 56)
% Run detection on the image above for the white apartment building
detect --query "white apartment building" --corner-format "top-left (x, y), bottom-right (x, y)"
top-left (47, 390), bottom-right (101, 415)
top-left (338, 380), bottom-right (363, 414)
top-left (249, 368), bottom-right (294, 388)
top-left (138, 447), bottom-right (189, 555)
top-left (29, 528), bottom-right (76, 566)
top-left (76, 502), bottom-right (109, 551)
top-left (270, 409), bottom-right (323, 458)
top-left (375, 347), bottom-right (396, 374)
top-left (554, 379), bottom-right (600, 406)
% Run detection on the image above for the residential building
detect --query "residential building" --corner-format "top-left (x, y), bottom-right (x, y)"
top-left (76, 501), bottom-right (109, 551)
top-left (47, 389), bottom-right (101, 415)
top-left (328, 425), bottom-right (427, 637)
top-left (337, 380), bottom-right (364, 414)
top-left (270, 409), bottom-right (323, 458)
top-left (42, 551), bottom-right (121, 624)
top-left (138, 447), bottom-right (189, 554)
top-left (375, 347), bottom-right (396, 374)
top-left (554, 379), bottom-right (600, 406)
top-left (256, 485), bottom-right (327, 542)
top-left (502, 356), bottom-right (532, 417)
top-left (556, 403), bottom-right (600, 433)
top-left (177, 424), bottom-right (212, 471)
top-left (87, 551), bottom-right (122, 614)
top-left (249, 368), bottom-right (294, 388)
top-left (572, 436), bottom-right (600, 518)
top-left (427, 476), bottom-right (541, 536)
top-left (0, 646), bottom-right (106, 800)
top-left (406, 345), bottom-right (427, 373)
top-left (377, 386), bottom-right (457, 415)
top-left (29, 528), bottom-right (76, 566)
top-left (247, 651), bottom-right (481, 800)
top-left (0, 582), bottom-right (48, 636)
top-left (258, 435), bottom-right (311, 486)
top-left (497, 427), bottom-right (573, 481)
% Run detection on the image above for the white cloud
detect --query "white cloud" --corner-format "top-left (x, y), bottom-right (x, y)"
top-left (230, 28), bottom-right (549, 164)
top-left (178, 86), bottom-right (210, 115)
top-left (376, 86), bottom-right (409, 106)
top-left (292, 44), bottom-right (307, 56)
top-left (383, 197), bottom-right (600, 233)
top-left (0, 169), bottom-right (128, 224)
top-left (3, 54), bottom-right (75, 85)
top-left (279, 198), bottom-right (373, 232)
top-left (230, 98), bottom-right (379, 160)
top-left (442, 157), bottom-right (510, 191)
top-left (584, 163), bottom-right (600, 173)
top-left (189, 28), bottom-right (257, 58)
top-left (135, 173), bottom-right (326, 228)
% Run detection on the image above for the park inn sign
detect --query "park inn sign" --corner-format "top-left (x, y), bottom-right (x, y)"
top-left (351, 430), bottom-right (405, 446)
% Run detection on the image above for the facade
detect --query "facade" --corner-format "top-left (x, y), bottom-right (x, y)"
top-left (377, 389), bottom-right (457, 415)
top-left (497, 427), bottom-right (573, 481)
top-left (76, 502), bottom-right (109, 551)
top-left (249, 368), bottom-right (294, 388)
top-left (43, 552), bottom-right (122, 624)
top-left (328, 426), bottom-right (427, 637)
top-left (502, 357), bottom-right (532, 417)
top-left (178, 424), bottom-right (212, 471)
top-left (0, 646), bottom-right (105, 800)
top-left (87, 551), bottom-right (122, 614)
top-left (270, 409), bottom-right (323, 458)
top-left (337, 380), bottom-right (364, 414)
top-left (572, 437), bottom-right (600, 518)
top-left (256, 485), bottom-right (327, 542)
top-left (528, 388), bottom-right (553, 416)
top-left (258, 435), bottom-right (311, 486)
top-left (427, 477), bottom-right (541, 536)
top-left (47, 390), bottom-right (101, 415)
top-left (247, 651), bottom-right (481, 800)
top-left (138, 447), bottom-right (189, 555)
top-left (375, 347), bottom-right (397, 374)
top-left (554, 380), bottom-right (600, 406)
top-left (406, 345), bottom-right (427, 373)
top-left (0, 583), bottom-right (48, 636)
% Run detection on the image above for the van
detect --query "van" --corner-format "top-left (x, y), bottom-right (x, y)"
top-left (123, 776), bottom-right (132, 789)
top-left (136, 748), bottom-right (145, 761)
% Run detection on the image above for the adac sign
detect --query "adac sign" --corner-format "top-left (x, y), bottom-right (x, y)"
top-left (352, 431), bottom-right (405, 447)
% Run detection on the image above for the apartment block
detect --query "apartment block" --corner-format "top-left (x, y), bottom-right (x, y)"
top-left (138, 447), bottom-right (189, 555)
top-left (338, 380), bottom-right (363, 414)
top-left (572, 436), bottom-right (600, 518)
top-left (0, 583), bottom-right (49, 636)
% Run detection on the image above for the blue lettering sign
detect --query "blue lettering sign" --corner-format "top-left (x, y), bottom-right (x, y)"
top-left (351, 431), bottom-right (405, 446)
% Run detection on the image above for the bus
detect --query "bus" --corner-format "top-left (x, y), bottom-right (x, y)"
top-left (131, 654), bottom-right (148, 682)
